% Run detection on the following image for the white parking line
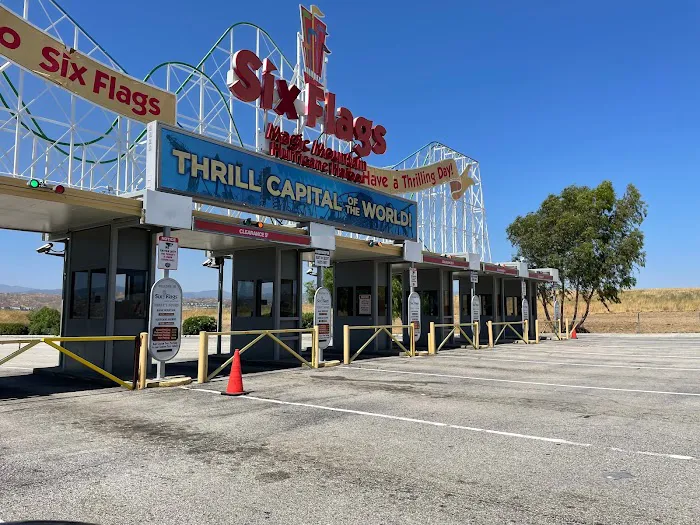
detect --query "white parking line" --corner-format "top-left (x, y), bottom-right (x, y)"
top-left (181, 386), bottom-right (696, 461)
top-left (436, 355), bottom-right (700, 371)
top-left (344, 365), bottom-right (700, 396)
top-left (493, 350), bottom-right (700, 359)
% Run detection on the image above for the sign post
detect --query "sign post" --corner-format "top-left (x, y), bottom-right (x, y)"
top-left (313, 287), bottom-right (332, 363)
top-left (148, 277), bottom-right (183, 365)
top-left (470, 271), bottom-right (479, 284)
top-left (521, 279), bottom-right (527, 298)
top-left (408, 291), bottom-right (421, 341)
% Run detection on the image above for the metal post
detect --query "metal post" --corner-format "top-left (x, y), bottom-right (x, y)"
top-left (156, 226), bottom-right (171, 380)
top-left (535, 319), bottom-right (540, 344)
top-left (216, 258), bottom-right (225, 355)
top-left (312, 325), bottom-right (319, 368)
top-left (474, 322), bottom-right (480, 350)
top-left (343, 325), bottom-right (350, 365)
top-left (409, 324), bottom-right (415, 357)
top-left (637, 312), bottom-right (640, 333)
top-left (524, 319), bottom-right (529, 345)
top-left (428, 322), bottom-right (435, 355)
top-left (487, 320), bottom-right (493, 348)
top-left (197, 331), bottom-right (209, 383)
top-left (138, 332), bottom-right (148, 390)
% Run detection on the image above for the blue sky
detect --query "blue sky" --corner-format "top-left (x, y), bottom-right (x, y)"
top-left (2, 0), bottom-right (699, 291)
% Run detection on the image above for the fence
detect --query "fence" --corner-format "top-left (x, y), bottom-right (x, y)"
top-left (486, 320), bottom-right (529, 347)
top-left (343, 324), bottom-right (415, 364)
top-left (197, 327), bottom-right (319, 383)
top-left (428, 322), bottom-right (479, 354)
top-left (0, 335), bottom-right (143, 390)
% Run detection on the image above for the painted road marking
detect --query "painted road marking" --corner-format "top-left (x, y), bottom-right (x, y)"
top-left (181, 386), bottom-right (696, 461)
top-left (435, 355), bottom-right (700, 371)
top-left (344, 365), bottom-right (700, 396)
top-left (488, 350), bottom-right (700, 359)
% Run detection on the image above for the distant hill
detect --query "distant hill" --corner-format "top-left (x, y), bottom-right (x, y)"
top-left (0, 283), bottom-right (230, 300)
top-left (0, 284), bottom-right (62, 294)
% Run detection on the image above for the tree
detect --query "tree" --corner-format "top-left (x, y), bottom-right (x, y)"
top-left (392, 274), bottom-right (403, 319)
top-left (304, 268), bottom-right (334, 304)
top-left (507, 181), bottom-right (646, 330)
top-left (28, 307), bottom-right (61, 335)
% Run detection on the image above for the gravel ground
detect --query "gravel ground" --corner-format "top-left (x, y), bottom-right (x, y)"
top-left (1, 333), bottom-right (699, 524)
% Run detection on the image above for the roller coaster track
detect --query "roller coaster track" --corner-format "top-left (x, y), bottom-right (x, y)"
top-left (0, 0), bottom-right (490, 258)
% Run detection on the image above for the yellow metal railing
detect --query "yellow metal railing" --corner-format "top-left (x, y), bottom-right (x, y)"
top-left (428, 322), bottom-right (480, 354)
top-left (198, 327), bottom-right (319, 383)
top-left (343, 324), bottom-right (415, 364)
top-left (0, 335), bottom-right (141, 390)
top-left (486, 320), bottom-right (530, 347)
top-left (534, 319), bottom-right (569, 343)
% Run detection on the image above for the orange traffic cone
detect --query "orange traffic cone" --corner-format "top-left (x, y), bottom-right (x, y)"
top-left (571, 326), bottom-right (578, 339)
top-left (222, 349), bottom-right (248, 396)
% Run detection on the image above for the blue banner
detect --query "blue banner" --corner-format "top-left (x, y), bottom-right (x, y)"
top-left (152, 124), bottom-right (417, 240)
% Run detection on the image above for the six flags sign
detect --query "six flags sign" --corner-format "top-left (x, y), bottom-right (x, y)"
top-left (226, 5), bottom-right (476, 200)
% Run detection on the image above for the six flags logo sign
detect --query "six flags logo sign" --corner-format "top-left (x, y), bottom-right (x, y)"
top-left (300, 4), bottom-right (329, 88)
top-left (226, 5), bottom-right (387, 158)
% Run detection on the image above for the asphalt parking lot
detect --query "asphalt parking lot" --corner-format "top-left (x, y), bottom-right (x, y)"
top-left (1, 333), bottom-right (699, 524)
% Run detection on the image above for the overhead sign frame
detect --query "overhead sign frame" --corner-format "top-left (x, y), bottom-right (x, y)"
top-left (146, 122), bottom-right (418, 241)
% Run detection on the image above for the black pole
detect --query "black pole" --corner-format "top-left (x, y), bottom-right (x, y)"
top-left (216, 258), bottom-right (225, 355)
top-left (131, 335), bottom-right (140, 391)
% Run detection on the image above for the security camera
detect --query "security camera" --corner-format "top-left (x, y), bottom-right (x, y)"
top-left (306, 267), bottom-right (316, 276)
top-left (36, 243), bottom-right (53, 254)
top-left (202, 257), bottom-right (216, 268)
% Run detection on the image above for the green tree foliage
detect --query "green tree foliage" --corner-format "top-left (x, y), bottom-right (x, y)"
top-left (0, 323), bottom-right (29, 335)
top-left (301, 312), bottom-right (314, 328)
top-left (27, 307), bottom-right (61, 335)
top-left (182, 315), bottom-right (217, 335)
top-left (392, 274), bottom-right (403, 319)
top-left (304, 268), bottom-right (334, 303)
top-left (507, 181), bottom-right (646, 329)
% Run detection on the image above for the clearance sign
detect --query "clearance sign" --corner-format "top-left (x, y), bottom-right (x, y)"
top-left (0, 6), bottom-right (176, 125)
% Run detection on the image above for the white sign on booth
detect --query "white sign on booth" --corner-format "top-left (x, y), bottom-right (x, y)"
top-left (148, 277), bottom-right (183, 362)
top-left (471, 295), bottom-right (481, 323)
top-left (521, 280), bottom-right (527, 297)
top-left (409, 267), bottom-right (418, 288)
top-left (358, 294), bottom-right (372, 316)
top-left (314, 249), bottom-right (331, 268)
top-left (408, 291), bottom-right (421, 341)
top-left (157, 236), bottom-right (179, 270)
top-left (522, 298), bottom-right (529, 321)
top-left (313, 287), bottom-right (332, 351)
top-left (470, 271), bottom-right (479, 284)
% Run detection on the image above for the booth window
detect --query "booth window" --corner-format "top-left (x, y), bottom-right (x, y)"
top-left (505, 297), bottom-right (520, 317)
top-left (356, 286), bottom-right (372, 316)
top-left (480, 294), bottom-right (493, 316)
top-left (378, 285), bottom-right (388, 317)
top-left (280, 279), bottom-right (297, 318)
top-left (115, 270), bottom-right (147, 319)
top-left (421, 291), bottom-right (438, 316)
top-left (258, 281), bottom-right (273, 317)
top-left (235, 280), bottom-right (254, 317)
top-left (337, 287), bottom-right (353, 317)
top-left (89, 270), bottom-right (107, 319)
top-left (70, 271), bottom-right (89, 319)
top-left (443, 290), bottom-right (451, 317)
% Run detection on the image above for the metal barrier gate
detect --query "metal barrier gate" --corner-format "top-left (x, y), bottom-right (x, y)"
top-left (428, 322), bottom-right (480, 354)
top-left (533, 318), bottom-right (570, 343)
top-left (486, 320), bottom-right (530, 347)
top-left (0, 336), bottom-right (141, 390)
top-left (343, 324), bottom-right (415, 364)
top-left (197, 327), bottom-right (319, 383)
